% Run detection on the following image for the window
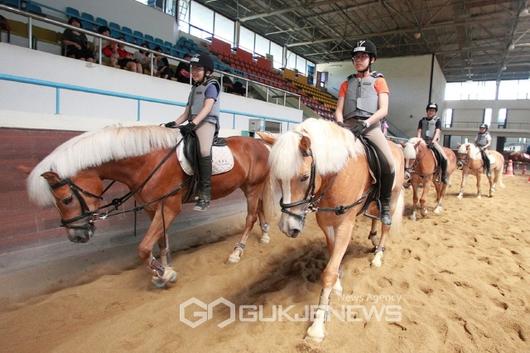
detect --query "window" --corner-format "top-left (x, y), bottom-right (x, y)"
top-left (190, 1), bottom-right (213, 39)
top-left (483, 108), bottom-right (492, 126)
top-left (497, 108), bottom-right (507, 128)
top-left (177, 0), bottom-right (190, 33)
top-left (264, 120), bottom-right (281, 133)
top-left (443, 108), bottom-right (453, 128)
top-left (254, 34), bottom-right (269, 57)
top-left (498, 79), bottom-right (530, 99)
top-left (269, 42), bottom-right (283, 68)
top-left (296, 56), bottom-right (306, 75)
top-left (445, 81), bottom-right (496, 100)
top-left (239, 26), bottom-right (254, 52)
top-left (286, 50), bottom-right (296, 70)
top-left (214, 13), bottom-right (234, 45)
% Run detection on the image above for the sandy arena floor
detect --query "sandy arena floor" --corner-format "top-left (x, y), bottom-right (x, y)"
top-left (0, 171), bottom-right (528, 353)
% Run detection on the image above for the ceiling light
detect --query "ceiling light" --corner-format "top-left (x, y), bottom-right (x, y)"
top-left (501, 65), bottom-right (507, 71)
top-left (508, 43), bottom-right (516, 50)
top-left (413, 32), bottom-right (421, 39)
top-left (519, 8), bottom-right (529, 17)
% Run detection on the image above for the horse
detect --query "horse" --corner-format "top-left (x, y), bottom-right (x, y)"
top-left (26, 125), bottom-right (274, 288)
top-left (456, 143), bottom-right (505, 199)
top-left (403, 138), bottom-right (457, 220)
top-left (263, 118), bottom-right (405, 342)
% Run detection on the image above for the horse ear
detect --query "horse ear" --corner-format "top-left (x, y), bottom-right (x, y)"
top-left (17, 164), bottom-right (33, 176)
top-left (256, 131), bottom-right (276, 145)
top-left (299, 135), bottom-right (311, 155)
top-left (41, 171), bottom-right (61, 185)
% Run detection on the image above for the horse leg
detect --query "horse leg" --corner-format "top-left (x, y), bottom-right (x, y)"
top-left (433, 182), bottom-right (446, 215)
top-left (306, 221), bottom-right (353, 342)
top-left (227, 186), bottom-right (261, 264)
top-left (323, 226), bottom-right (343, 297)
top-left (457, 171), bottom-right (466, 199)
top-left (138, 200), bottom-right (181, 288)
top-left (476, 172), bottom-right (482, 199)
top-left (410, 179), bottom-right (419, 221)
top-left (419, 176), bottom-right (430, 217)
top-left (257, 199), bottom-right (270, 244)
top-left (372, 221), bottom-right (391, 268)
top-left (368, 219), bottom-right (379, 248)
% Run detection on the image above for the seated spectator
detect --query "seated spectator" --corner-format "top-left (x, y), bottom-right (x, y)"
top-left (133, 42), bottom-right (151, 74)
top-left (92, 25), bottom-right (111, 63)
top-left (103, 39), bottom-right (142, 73)
top-left (222, 75), bottom-right (234, 93)
top-left (154, 46), bottom-right (171, 79)
top-left (62, 18), bottom-right (94, 62)
top-left (174, 53), bottom-right (191, 83)
top-left (232, 81), bottom-right (246, 96)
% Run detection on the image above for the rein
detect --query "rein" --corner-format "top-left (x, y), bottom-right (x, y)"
top-left (51, 137), bottom-right (188, 228)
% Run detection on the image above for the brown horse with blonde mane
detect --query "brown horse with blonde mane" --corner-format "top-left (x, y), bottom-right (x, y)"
top-left (26, 125), bottom-right (274, 288)
top-left (456, 142), bottom-right (505, 199)
top-left (403, 137), bottom-right (457, 220)
top-left (263, 118), bottom-right (405, 342)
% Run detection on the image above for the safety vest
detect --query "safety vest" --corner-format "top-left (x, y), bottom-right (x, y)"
top-left (187, 78), bottom-right (220, 124)
top-left (475, 132), bottom-right (491, 147)
top-left (343, 72), bottom-right (383, 119)
top-left (420, 116), bottom-right (440, 142)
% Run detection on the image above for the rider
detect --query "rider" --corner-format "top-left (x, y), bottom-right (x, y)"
top-left (165, 53), bottom-right (220, 211)
top-left (475, 123), bottom-right (492, 175)
top-left (417, 103), bottom-right (449, 184)
top-left (335, 39), bottom-right (394, 225)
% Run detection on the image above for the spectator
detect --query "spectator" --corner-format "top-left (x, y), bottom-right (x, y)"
top-left (102, 40), bottom-right (120, 68)
top-left (117, 40), bottom-right (142, 73)
top-left (92, 25), bottom-right (111, 63)
top-left (62, 18), bottom-right (94, 62)
top-left (232, 81), bottom-right (246, 96)
top-left (175, 53), bottom-right (192, 83)
top-left (154, 46), bottom-right (171, 79)
top-left (133, 42), bottom-right (151, 74)
top-left (222, 75), bottom-right (234, 93)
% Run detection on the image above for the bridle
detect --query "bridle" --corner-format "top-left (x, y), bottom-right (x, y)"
top-left (49, 138), bottom-right (188, 234)
top-left (279, 146), bottom-right (368, 223)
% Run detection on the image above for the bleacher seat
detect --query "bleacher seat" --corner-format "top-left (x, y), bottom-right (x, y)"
top-left (65, 6), bottom-right (80, 19)
top-left (133, 30), bottom-right (144, 45)
top-left (95, 17), bottom-right (107, 28)
top-left (25, 3), bottom-right (42, 15)
top-left (80, 13), bottom-right (95, 31)
top-left (108, 22), bottom-right (121, 32)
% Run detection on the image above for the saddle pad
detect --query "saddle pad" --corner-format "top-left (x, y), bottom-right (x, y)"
top-left (176, 142), bottom-right (234, 176)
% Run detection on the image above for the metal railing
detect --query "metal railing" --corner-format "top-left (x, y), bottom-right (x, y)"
top-left (444, 121), bottom-right (530, 130)
top-left (0, 4), bottom-right (301, 108)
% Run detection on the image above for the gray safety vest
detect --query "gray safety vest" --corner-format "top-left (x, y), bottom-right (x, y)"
top-left (475, 132), bottom-right (491, 147)
top-left (343, 72), bottom-right (383, 119)
top-left (187, 78), bottom-right (220, 124)
top-left (420, 116), bottom-right (440, 142)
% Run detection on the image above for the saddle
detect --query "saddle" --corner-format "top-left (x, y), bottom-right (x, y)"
top-left (427, 144), bottom-right (444, 181)
top-left (178, 132), bottom-right (233, 201)
top-left (356, 135), bottom-right (383, 218)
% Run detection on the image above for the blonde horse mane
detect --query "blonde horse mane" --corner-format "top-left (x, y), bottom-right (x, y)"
top-left (269, 118), bottom-right (364, 180)
top-left (403, 137), bottom-right (425, 159)
top-left (458, 142), bottom-right (481, 160)
top-left (27, 125), bottom-right (181, 207)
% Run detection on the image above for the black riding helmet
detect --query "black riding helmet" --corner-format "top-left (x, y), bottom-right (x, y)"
top-left (479, 123), bottom-right (488, 130)
top-left (426, 103), bottom-right (438, 111)
top-left (190, 53), bottom-right (214, 74)
top-left (351, 39), bottom-right (377, 59)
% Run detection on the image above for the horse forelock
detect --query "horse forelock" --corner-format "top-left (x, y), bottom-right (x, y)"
top-left (404, 138), bottom-right (422, 159)
top-left (269, 118), bottom-right (364, 181)
top-left (458, 143), bottom-right (481, 159)
top-left (27, 125), bottom-right (181, 207)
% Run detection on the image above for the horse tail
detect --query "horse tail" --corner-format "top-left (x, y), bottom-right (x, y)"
top-left (391, 187), bottom-right (405, 235)
top-left (261, 170), bottom-right (278, 222)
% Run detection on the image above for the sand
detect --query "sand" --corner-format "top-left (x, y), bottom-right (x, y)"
top-left (0, 171), bottom-right (528, 353)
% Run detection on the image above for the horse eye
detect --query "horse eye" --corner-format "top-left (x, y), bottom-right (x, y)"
top-left (300, 175), bottom-right (309, 182)
top-left (62, 196), bottom-right (73, 205)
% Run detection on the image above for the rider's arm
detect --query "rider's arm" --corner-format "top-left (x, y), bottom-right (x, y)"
top-left (334, 81), bottom-right (348, 124)
top-left (416, 119), bottom-right (422, 139)
top-left (482, 135), bottom-right (492, 150)
top-left (366, 92), bottom-right (388, 127)
top-left (433, 119), bottom-right (442, 143)
top-left (174, 106), bottom-right (190, 125)
top-left (190, 98), bottom-right (215, 125)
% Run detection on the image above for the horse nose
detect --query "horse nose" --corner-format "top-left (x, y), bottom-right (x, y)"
top-left (288, 228), bottom-right (301, 238)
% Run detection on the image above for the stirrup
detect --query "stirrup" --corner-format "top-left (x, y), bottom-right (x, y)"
top-left (193, 198), bottom-right (210, 211)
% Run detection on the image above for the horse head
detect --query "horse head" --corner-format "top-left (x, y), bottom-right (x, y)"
top-left (456, 143), bottom-right (472, 169)
top-left (269, 131), bottom-right (324, 238)
top-left (403, 138), bottom-right (423, 181)
top-left (41, 171), bottom-right (104, 243)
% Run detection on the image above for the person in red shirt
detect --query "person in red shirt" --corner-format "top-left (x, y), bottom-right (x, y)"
top-left (334, 39), bottom-right (395, 225)
top-left (102, 40), bottom-right (142, 73)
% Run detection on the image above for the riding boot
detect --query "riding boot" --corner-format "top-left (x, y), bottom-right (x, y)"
top-left (379, 171), bottom-right (395, 225)
top-left (482, 151), bottom-right (491, 176)
top-left (440, 156), bottom-right (448, 184)
top-left (194, 155), bottom-right (212, 211)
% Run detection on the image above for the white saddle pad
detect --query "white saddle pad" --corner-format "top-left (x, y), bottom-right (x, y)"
top-left (176, 142), bottom-right (234, 176)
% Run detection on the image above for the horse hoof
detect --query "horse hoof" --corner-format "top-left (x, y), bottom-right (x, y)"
top-left (457, 194), bottom-right (463, 200)
top-left (477, 195), bottom-right (481, 199)
top-left (306, 326), bottom-right (325, 343)
top-left (151, 268), bottom-right (177, 288)
top-left (260, 234), bottom-right (270, 244)
top-left (371, 252), bottom-right (383, 268)
top-left (409, 214), bottom-right (416, 221)
top-left (433, 207), bottom-right (442, 215)
top-left (420, 210), bottom-right (428, 217)
top-left (227, 253), bottom-right (241, 264)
